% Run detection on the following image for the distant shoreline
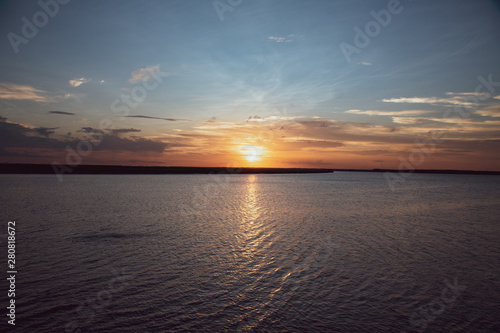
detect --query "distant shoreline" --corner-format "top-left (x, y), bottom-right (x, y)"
top-left (332, 168), bottom-right (500, 175)
top-left (1, 163), bottom-right (499, 176)
top-left (0, 163), bottom-right (334, 175)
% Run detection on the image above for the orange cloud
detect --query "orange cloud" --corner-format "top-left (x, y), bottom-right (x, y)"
top-left (0, 83), bottom-right (49, 102)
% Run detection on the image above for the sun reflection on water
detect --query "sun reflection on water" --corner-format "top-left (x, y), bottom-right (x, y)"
top-left (244, 174), bottom-right (258, 222)
top-left (238, 174), bottom-right (268, 257)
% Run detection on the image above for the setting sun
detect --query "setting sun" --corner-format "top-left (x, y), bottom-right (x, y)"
top-left (242, 146), bottom-right (264, 163)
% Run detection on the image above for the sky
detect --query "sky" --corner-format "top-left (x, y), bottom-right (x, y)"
top-left (1, 0), bottom-right (500, 170)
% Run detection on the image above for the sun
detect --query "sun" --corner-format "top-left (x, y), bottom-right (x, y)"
top-left (243, 146), bottom-right (263, 163)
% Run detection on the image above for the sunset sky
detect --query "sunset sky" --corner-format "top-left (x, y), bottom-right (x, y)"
top-left (1, 0), bottom-right (500, 170)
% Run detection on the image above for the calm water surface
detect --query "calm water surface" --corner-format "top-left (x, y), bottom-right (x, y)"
top-left (0, 172), bottom-right (499, 332)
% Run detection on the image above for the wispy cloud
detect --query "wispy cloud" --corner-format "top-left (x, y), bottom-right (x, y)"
top-left (392, 117), bottom-right (463, 125)
top-left (476, 105), bottom-right (500, 117)
top-left (357, 61), bottom-right (372, 66)
top-left (445, 92), bottom-right (489, 97)
top-left (0, 83), bottom-right (49, 102)
top-left (49, 111), bottom-right (75, 116)
top-left (391, 117), bottom-right (426, 125)
top-left (268, 34), bottom-right (294, 43)
top-left (392, 115), bottom-right (500, 126)
top-left (128, 66), bottom-right (161, 84)
top-left (382, 92), bottom-right (487, 107)
top-left (383, 97), bottom-right (470, 106)
top-left (345, 109), bottom-right (433, 116)
top-left (69, 77), bottom-right (91, 87)
top-left (246, 115), bottom-right (264, 122)
top-left (126, 115), bottom-right (191, 122)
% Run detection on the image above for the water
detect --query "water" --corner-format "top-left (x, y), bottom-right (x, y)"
top-left (0, 172), bottom-right (499, 332)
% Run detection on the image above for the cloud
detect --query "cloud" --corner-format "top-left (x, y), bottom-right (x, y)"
top-left (109, 128), bottom-right (141, 134)
top-left (445, 92), bottom-right (490, 98)
top-left (34, 127), bottom-right (58, 137)
top-left (0, 117), bottom-right (67, 152)
top-left (59, 93), bottom-right (85, 101)
top-left (189, 117), bottom-right (409, 149)
top-left (0, 83), bottom-right (49, 102)
top-left (494, 95), bottom-right (500, 100)
top-left (391, 117), bottom-right (426, 124)
top-left (69, 77), bottom-right (91, 87)
top-left (383, 97), bottom-right (464, 106)
top-left (200, 118), bottom-right (240, 127)
top-left (268, 35), bottom-right (293, 43)
top-left (281, 138), bottom-right (344, 150)
top-left (475, 106), bottom-right (500, 117)
top-left (345, 109), bottom-right (434, 116)
top-left (128, 66), bottom-right (160, 84)
top-left (0, 117), bottom-right (169, 159)
top-left (79, 127), bottom-right (102, 134)
top-left (246, 115), bottom-right (264, 122)
top-left (423, 117), bottom-right (476, 124)
top-left (392, 115), bottom-right (500, 126)
top-left (383, 93), bottom-right (482, 107)
top-left (49, 111), bottom-right (75, 116)
top-left (357, 61), bottom-right (372, 66)
top-left (83, 129), bottom-right (168, 153)
top-left (126, 115), bottom-right (191, 122)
